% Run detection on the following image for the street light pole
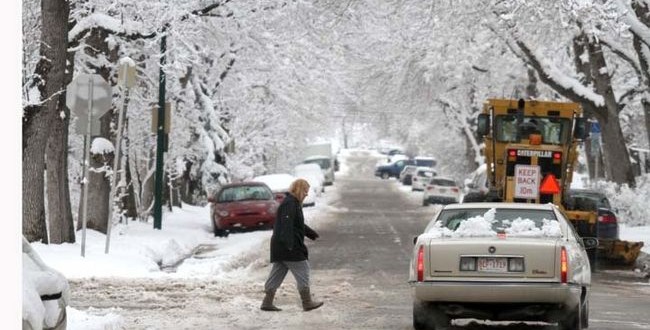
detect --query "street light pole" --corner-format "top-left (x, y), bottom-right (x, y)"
top-left (153, 25), bottom-right (168, 230)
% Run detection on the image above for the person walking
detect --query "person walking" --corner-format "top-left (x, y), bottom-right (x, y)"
top-left (260, 178), bottom-right (324, 312)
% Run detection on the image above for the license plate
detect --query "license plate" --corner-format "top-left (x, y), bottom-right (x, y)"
top-left (438, 188), bottom-right (446, 193)
top-left (477, 257), bottom-right (508, 272)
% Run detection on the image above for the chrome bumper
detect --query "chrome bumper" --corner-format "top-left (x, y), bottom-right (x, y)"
top-left (409, 281), bottom-right (581, 304)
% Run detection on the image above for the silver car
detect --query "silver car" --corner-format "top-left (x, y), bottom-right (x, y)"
top-left (408, 203), bottom-right (596, 330)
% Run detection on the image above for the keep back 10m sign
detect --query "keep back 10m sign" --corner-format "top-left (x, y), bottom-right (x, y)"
top-left (514, 165), bottom-right (540, 199)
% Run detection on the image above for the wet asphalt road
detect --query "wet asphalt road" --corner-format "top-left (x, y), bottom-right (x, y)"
top-left (308, 150), bottom-right (650, 330)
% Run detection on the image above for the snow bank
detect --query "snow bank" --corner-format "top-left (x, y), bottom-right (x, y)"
top-left (599, 174), bottom-right (650, 227)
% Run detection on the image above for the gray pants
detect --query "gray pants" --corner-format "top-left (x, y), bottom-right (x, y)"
top-left (264, 260), bottom-right (310, 292)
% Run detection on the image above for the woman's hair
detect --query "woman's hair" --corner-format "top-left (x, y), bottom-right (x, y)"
top-left (288, 178), bottom-right (310, 202)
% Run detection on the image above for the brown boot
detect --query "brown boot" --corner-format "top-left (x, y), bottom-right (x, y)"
top-left (299, 287), bottom-right (323, 311)
top-left (260, 289), bottom-right (281, 311)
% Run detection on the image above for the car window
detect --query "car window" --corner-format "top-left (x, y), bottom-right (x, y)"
top-left (428, 208), bottom-right (561, 238)
top-left (430, 179), bottom-right (456, 186)
top-left (218, 186), bottom-right (272, 202)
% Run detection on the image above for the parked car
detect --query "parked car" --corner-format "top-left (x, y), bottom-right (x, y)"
top-left (461, 163), bottom-right (489, 202)
top-left (252, 173), bottom-right (316, 207)
top-left (23, 237), bottom-right (69, 330)
top-left (422, 177), bottom-right (461, 206)
top-left (399, 165), bottom-right (418, 185)
top-left (208, 182), bottom-right (279, 236)
top-left (302, 156), bottom-right (335, 186)
top-left (294, 163), bottom-right (325, 195)
top-left (375, 158), bottom-right (413, 179)
top-left (413, 156), bottom-right (437, 168)
top-left (565, 189), bottom-right (619, 239)
top-left (409, 203), bottom-right (596, 330)
top-left (411, 167), bottom-right (437, 191)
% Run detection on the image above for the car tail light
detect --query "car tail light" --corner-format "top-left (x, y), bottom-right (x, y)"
top-left (598, 214), bottom-right (617, 224)
top-left (459, 257), bottom-right (476, 271)
top-left (560, 247), bottom-right (568, 284)
top-left (451, 187), bottom-right (459, 193)
top-left (427, 186), bottom-right (434, 191)
top-left (417, 246), bottom-right (424, 282)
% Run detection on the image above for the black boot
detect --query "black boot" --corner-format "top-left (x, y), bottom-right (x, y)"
top-left (260, 289), bottom-right (281, 311)
top-left (299, 287), bottom-right (323, 311)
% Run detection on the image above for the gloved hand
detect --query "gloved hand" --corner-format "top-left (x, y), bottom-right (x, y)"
top-left (306, 231), bottom-right (319, 241)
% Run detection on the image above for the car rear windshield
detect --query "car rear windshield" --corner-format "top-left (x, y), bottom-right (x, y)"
top-left (218, 186), bottom-right (272, 202)
top-left (430, 179), bottom-right (456, 186)
top-left (427, 208), bottom-right (561, 238)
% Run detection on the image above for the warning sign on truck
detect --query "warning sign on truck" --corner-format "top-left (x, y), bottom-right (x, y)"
top-left (514, 165), bottom-right (540, 199)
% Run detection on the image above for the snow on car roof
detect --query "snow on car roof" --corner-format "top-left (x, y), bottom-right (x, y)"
top-left (251, 173), bottom-right (296, 192)
top-left (294, 163), bottom-right (322, 172)
top-left (304, 155), bottom-right (330, 160)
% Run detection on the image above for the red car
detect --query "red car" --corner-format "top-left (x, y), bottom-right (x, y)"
top-left (208, 182), bottom-right (279, 237)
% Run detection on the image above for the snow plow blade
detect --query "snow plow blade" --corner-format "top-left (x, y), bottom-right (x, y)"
top-left (597, 239), bottom-right (645, 266)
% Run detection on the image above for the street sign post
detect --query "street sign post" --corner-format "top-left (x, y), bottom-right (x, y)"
top-left (105, 59), bottom-right (137, 254)
top-left (66, 73), bottom-right (112, 257)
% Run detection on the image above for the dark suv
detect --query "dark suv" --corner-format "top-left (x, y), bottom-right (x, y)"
top-left (565, 189), bottom-right (619, 239)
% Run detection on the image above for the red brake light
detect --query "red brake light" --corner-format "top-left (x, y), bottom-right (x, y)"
top-left (560, 247), bottom-right (568, 284)
top-left (427, 187), bottom-right (433, 191)
top-left (553, 152), bottom-right (561, 160)
top-left (451, 187), bottom-right (459, 193)
top-left (508, 149), bottom-right (516, 157)
top-left (417, 245), bottom-right (424, 282)
top-left (598, 214), bottom-right (617, 224)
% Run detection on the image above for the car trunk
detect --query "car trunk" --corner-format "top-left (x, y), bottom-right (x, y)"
top-left (223, 201), bottom-right (271, 216)
top-left (427, 237), bottom-right (559, 280)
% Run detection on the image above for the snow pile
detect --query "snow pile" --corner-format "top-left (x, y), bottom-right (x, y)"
top-left (425, 208), bottom-right (561, 238)
top-left (600, 174), bottom-right (650, 226)
top-left (67, 307), bottom-right (124, 330)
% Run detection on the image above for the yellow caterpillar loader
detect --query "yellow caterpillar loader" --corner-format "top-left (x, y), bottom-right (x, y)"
top-left (467, 98), bottom-right (643, 266)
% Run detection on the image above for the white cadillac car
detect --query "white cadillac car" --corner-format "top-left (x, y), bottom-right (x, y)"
top-left (408, 203), bottom-right (597, 330)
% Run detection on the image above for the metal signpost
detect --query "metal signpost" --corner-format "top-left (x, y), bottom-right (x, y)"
top-left (105, 59), bottom-right (137, 254)
top-left (66, 74), bottom-right (113, 257)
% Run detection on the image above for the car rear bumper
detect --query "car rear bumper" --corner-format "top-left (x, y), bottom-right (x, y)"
top-left (217, 215), bottom-right (275, 229)
top-left (409, 281), bottom-right (581, 305)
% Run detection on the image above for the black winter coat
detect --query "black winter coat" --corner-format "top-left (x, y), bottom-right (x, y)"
top-left (270, 193), bottom-right (319, 262)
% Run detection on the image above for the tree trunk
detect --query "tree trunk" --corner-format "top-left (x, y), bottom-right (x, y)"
top-left (587, 40), bottom-right (636, 187)
top-left (82, 132), bottom-right (113, 233)
top-left (46, 40), bottom-right (75, 244)
top-left (525, 65), bottom-right (538, 99)
top-left (23, 105), bottom-right (48, 243)
top-left (631, 0), bottom-right (650, 149)
top-left (23, 0), bottom-right (70, 243)
top-left (77, 26), bottom-right (120, 232)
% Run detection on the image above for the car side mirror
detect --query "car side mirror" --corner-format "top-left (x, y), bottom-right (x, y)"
top-left (582, 237), bottom-right (599, 250)
top-left (413, 236), bottom-right (419, 245)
